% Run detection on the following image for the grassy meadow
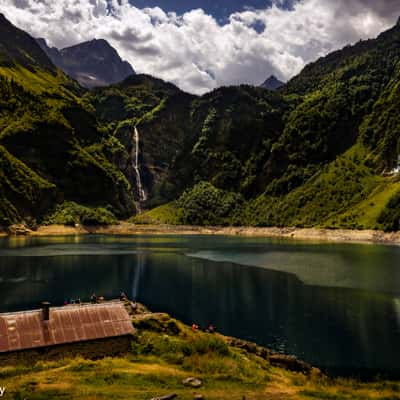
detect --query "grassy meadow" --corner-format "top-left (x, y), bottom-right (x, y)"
top-left (1, 314), bottom-right (399, 400)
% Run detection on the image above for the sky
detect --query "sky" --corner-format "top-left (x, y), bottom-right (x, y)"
top-left (0, 0), bottom-right (399, 94)
top-left (129, 0), bottom-right (295, 22)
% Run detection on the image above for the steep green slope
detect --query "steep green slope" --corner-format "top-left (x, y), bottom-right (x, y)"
top-left (245, 22), bottom-right (400, 229)
top-left (137, 21), bottom-right (400, 230)
top-left (0, 14), bottom-right (54, 71)
top-left (238, 145), bottom-right (389, 228)
top-left (86, 74), bottom-right (197, 207)
top-left (188, 86), bottom-right (286, 196)
top-left (360, 67), bottom-right (400, 170)
top-left (0, 15), bottom-right (136, 226)
top-left (88, 82), bottom-right (287, 209)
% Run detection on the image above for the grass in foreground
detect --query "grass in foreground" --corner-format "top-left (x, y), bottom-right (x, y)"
top-left (1, 314), bottom-right (399, 399)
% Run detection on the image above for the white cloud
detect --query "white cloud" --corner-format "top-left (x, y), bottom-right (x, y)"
top-left (0, 0), bottom-right (398, 94)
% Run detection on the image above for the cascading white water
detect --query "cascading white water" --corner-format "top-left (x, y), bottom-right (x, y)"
top-left (132, 126), bottom-right (147, 206)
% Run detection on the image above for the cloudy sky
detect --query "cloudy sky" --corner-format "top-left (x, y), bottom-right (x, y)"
top-left (0, 0), bottom-right (399, 94)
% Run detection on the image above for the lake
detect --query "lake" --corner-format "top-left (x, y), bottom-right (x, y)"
top-left (0, 234), bottom-right (399, 378)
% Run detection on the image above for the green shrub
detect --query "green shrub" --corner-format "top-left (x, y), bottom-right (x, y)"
top-left (177, 181), bottom-right (243, 226)
top-left (132, 331), bottom-right (229, 362)
top-left (43, 201), bottom-right (118, 226)
top-left (377, 191), bottom-right (400, 231)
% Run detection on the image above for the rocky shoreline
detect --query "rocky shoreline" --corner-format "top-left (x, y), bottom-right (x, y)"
top-left (1, 222), bottom-right (400, 246)
top-left (132, 308), bottom-right (321, 377)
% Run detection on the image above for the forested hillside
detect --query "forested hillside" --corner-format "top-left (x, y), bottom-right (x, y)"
top-left (0, 14), bottom-right (136, 226)
top-left (136, 19), bottom-right (400, 230)
top-left (1, 13), bottom-right (400, 231)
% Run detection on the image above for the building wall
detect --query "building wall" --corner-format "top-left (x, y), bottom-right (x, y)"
top-left (0, 335), bottom-right (134, 365)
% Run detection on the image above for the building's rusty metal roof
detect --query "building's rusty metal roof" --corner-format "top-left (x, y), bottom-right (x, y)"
top-left (0, 302), bottom-right (135, 353)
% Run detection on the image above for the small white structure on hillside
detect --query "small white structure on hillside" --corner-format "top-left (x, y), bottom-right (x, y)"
top-left (393, 155), bottom-right (400, 174)
top-left (385, 155), bottom-right (400, 176)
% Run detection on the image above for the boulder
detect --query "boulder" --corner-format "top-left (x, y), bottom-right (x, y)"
top-left (226, 336), bottom-right (318, 376)
top-left (7, 224), bottom-right (31, 236)
top-left (150, 394), bottom-right (177, 400)
top-left (226, 337), bottom-right (270, 359)
top-left (269, 353), bottom-right (313, 374)
top-left (182, 377), bottom-right (202, 388)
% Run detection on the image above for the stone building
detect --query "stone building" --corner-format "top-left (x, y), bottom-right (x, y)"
top-left (0, 301), bottom-right (135, 363)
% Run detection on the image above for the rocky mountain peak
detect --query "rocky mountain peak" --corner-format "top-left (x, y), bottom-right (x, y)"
top-left (37, 37), bottom-right (135, 88)
top-left (260, 75), bottom-right (284, 91)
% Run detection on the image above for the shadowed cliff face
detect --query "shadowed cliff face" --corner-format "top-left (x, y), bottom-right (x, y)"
top-left (37, 38), bottom-right (135, 88)
top-left (87, 78), bottom-right (286, 209)
top-left (87, 75), bottom-right (197, 208)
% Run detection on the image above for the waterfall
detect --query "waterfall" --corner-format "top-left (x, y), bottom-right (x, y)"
top-left (132, 126), bottom-right (147, 205)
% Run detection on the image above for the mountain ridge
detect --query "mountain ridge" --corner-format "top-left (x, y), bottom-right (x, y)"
top-left (0, 14), bottom-right (55, 72)
top-left (1, 14), bottom-right (400, 232)
top-left (36, 37), bottom-right (135, 87)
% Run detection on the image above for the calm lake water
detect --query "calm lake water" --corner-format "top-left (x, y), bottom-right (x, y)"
top-left (0, 234), bottom-right (399, 378)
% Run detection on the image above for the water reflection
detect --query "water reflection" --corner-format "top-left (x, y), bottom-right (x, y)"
top-left (0, 235), bottom-right (399, 377)
top-left (131, 253), bottom-right (146, 300)
top-left (137, 253), bottom-right (400, 377)
top-left (188, 245), bottom-right (400, 295)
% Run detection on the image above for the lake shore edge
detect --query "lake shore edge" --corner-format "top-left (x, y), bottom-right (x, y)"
top-left (1, 222), bottom-right (400, 245)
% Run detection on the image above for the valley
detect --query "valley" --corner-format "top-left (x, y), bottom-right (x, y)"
top-left (1, 13), bottom-right (400, 232)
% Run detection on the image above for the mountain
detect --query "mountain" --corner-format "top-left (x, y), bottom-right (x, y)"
top-left (0, 14), bottom-right (54, 71)
top-left (35, 38), bottom-right (63, 66)
top-left (86, 80), bottom-right (285, 210)
top-left (0, 15), bottom-right (136, 226)
top-left (2, 14), bottom-right (400, 232)
top-left (136, 20), bottom-right (400, 230)
top-left (86, 74), bottom-right (197, 208)
top-left (37, 38), bottom-right (135, 88)
top-left (260, 75), bottom-right (284, 90)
